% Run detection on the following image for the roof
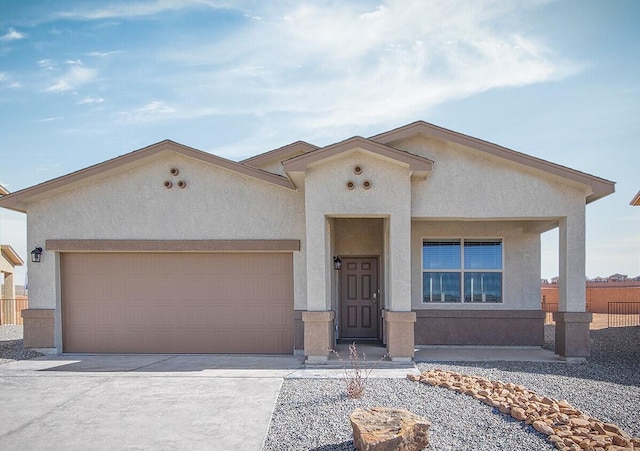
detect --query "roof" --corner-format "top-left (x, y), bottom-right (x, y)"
top-left (370, 121), bottom-right (615, 204)
top-left (0, 120), bottom-right (615, 212)
top-left (0, 140), bottom-right (294, 213)
top-left (241, 140), bottom-right (319, 167)
top-left (631, 191), bottom-right (640, 206)
top-left (0, 245), bottom-right (24, 266)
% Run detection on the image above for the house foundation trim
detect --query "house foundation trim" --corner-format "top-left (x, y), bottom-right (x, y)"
top-left (21, 309), bottom-right (55, 348)
top-left (383, 310), bottom-right (416, 361)
top-left (553, 311), bottom-right (592, 359)
top-left (302, 311), bottom-right (335, 363)
top-left (414, 310), bottom-right (545, 346)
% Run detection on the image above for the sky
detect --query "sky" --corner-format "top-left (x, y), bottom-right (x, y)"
top-left (0, 0), bottom-right (639, 287)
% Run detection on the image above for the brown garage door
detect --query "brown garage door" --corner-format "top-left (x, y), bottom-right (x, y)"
top-left (62, 252), bottom-right (293, 354)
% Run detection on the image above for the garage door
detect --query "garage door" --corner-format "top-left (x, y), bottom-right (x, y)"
top-left (61, 252), bottom-right (293, 354)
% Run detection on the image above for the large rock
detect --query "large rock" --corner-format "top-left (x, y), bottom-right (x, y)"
top-left (350, 407), bottom-right (431, 451)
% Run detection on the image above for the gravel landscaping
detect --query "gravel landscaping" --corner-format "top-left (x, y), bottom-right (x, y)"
top-left (264, 325), bottom-right (640, 450)
top-left (0, 325), bottom-right (43, 365)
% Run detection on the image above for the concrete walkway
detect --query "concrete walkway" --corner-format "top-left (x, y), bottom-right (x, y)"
top-left (0, 347), bottom-right (562, 450)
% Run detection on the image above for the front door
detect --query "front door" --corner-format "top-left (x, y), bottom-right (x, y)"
top-left (340, 258), bottom-right (379, 339)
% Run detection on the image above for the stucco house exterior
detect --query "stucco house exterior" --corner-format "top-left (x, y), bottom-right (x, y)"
top-left (0, 121), bottom-right (615, 361)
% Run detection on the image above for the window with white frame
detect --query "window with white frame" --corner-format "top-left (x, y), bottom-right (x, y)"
top-left (422, 239), bottom-right (503, 303)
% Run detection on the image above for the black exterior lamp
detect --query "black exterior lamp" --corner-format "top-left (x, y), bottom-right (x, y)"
top-left (333, 256), bottom-right (342, 271)
top-left (31, 247), bottom-right (43, 263)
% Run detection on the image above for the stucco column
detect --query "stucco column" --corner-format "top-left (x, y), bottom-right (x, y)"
top-left (388, 209), bottom-right (411, 311)
top-left (302, 311), bottom-right (334, 363)
top-left (556, 214), bottom-right (590, 359)
top-left (383, 310), bottom-right (416, 361)
top-left (305, 214), bottom-right (329, 311)
top-left (4, 272), bottom-right (15, 299)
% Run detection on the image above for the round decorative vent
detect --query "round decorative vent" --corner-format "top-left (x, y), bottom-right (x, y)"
top-left (363, 180), bottom-right (371, 190)
top-left (177, 180), bottom-right (187, 189)
top-left (164, 180), bottom-right (173, 189)
top-left (170, 167), bottom-right (179, 176)
top-left (354, 165), bottom-right (362, 175)
top-left (346, 181), bottom-right (355, 190)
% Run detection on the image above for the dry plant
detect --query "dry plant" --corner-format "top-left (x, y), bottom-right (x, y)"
top-left (330, 342), bottom-right (385, 399)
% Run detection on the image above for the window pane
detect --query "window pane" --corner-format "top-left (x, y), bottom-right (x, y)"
top-left (464, 240), bottom-right (502, 270)
top-left (464, 272), bottom-right (502, 303)
top-left (423, 272), bottom-right (461, 303)
top-left (423, 240), bottom-right (461, 270)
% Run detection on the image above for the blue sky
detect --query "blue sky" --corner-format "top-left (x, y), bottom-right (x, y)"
top-left (0, 0), bottom-right (639, 285)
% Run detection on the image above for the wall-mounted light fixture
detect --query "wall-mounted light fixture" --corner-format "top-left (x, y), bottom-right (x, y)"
top-left (31, 247), bottom-right (43, 263)
top-left (333, 256), bottom-right (342, 271)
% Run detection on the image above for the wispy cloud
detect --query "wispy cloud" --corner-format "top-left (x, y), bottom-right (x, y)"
top-left (44, 60), bottom-right (97, 92)
top-left (56, 0), bottom-right (224, 20)
top-left (87, 50), bottom-right (124, 57)
top-left (1, 28), bottom-right (26, 41)
top-left (78, 96), bottom-right (104, 105)
top-left (116, 100), bottom-right (177, 123)
top-left (36, 117), bottom-right (62, 122)
top-left (157, 0), bottom-right (579, 132)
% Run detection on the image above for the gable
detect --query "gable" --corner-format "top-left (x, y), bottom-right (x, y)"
top-left (282, 136), bottom-right (433, 191)
top-left (0, 140), bottom-right (294, 213)
top-left (371, 121), bottom-right (615, 204)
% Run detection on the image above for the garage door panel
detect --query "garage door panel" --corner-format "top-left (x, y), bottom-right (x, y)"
top-left (62, 252), bottom-right (293, 354)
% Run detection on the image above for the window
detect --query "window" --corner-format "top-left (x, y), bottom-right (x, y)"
top-left (422, 239), bottom-right (502, 303)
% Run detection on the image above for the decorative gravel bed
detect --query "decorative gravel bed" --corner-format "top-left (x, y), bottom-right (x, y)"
top-left (264, 326), bottom-right (640, 450)
top-left (0, 325), bottom-right (43, 365)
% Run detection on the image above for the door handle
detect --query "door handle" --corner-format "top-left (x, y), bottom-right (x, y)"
top-left (372, 292), bottom-right (377, 303)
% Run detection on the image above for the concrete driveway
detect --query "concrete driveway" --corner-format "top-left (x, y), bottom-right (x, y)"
top-left (0, 354), bottom-right (304, 451)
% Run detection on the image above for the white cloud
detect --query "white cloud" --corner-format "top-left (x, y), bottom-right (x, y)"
top-left (159, 0), bottom-right (578, 132)
top-left (87, 50), bottom-right (124, 57)
top-left (1, 28), bottom-right (26, 41)
top-left (56, 0), bottom-right (230, 20)
top-left (44, 60), bottom-right (97, 92)
top-left (78, 96), bottom-right (104, 105)
top-left (116, 100), bottom-right (178, 123)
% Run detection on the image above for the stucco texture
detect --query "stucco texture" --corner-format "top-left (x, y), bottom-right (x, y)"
top-left (27, 152), bottom-right (307, 311)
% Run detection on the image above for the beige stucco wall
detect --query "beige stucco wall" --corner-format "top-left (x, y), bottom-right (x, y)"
top-left (394, 135), bottom-right (588, 219)
top-left (411, 220), bottom-right (540, 310)
top-left (26, 152), bottom-right (307, 317)
top-left (303, 150), bottom-right (412, 312)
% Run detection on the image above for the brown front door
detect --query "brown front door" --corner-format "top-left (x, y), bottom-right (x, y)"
top-left (340, 258), bottom-right (379, 339)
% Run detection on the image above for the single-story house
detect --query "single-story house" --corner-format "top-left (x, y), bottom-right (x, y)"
top-left (0, 121), bottom-right (615, 361)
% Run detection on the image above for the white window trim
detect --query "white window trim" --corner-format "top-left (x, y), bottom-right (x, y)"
top-left (421, 237), bottom-right (504, 304)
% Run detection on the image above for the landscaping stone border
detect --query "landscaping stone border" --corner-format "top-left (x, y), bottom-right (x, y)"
top-left (408, 369), bottom-right (640, 451)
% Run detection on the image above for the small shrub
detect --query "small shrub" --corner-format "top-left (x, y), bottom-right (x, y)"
top-left (330, 342), bottom-right (385, 399)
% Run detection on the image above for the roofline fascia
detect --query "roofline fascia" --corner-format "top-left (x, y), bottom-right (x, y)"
top-left (0, 244), bottom-right (24, 266)
top-left (282, 136), bottom-right (433, 174)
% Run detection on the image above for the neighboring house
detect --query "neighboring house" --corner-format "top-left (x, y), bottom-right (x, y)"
top-left (608, 273), bottom-right (628, 282)
top-left (631, 191), bottom-right (640, 206)
top-left (0, 244), bottom-right (23, 300)
top-left (0, 121), bottom-right (615, 360)
top-left (0, 184), bottom-right (8, 196)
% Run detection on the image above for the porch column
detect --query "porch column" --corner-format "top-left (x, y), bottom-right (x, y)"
top-left (385, 211), bottom-right (414, 360)
top-left (555, 214), bottom-right (591, 360)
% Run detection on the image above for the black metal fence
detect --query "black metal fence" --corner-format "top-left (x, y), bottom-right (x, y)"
top-left (608, 302), bottom-right (640, 328)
